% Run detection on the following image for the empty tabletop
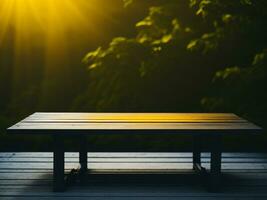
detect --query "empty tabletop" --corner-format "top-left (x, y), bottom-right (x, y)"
top-left (7, 112), bottom-right (262, 135)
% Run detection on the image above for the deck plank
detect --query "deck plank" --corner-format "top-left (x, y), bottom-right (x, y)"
top-left (1, 152), bottom-right (267, 158)
top-left (3, 157), bottom-right (267, 163)
top-left (0, 152), bottom-right (267, 199)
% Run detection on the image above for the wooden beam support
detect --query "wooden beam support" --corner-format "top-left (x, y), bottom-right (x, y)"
top-left (209, 135), bottom-right (222, 192)
top-left (79, 135), bottom-right (88, 183)
top-left (193, 135), bottom-right (201, 171)
top-left (53, 135), bottom-right (65, 192)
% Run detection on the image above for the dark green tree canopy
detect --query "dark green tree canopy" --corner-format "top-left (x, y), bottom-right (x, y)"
top-left (76, 0), bottom-right (267, 124)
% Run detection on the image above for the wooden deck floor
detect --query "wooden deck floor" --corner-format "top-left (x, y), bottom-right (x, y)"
top-left (0, 152), bottom-right (267, 200)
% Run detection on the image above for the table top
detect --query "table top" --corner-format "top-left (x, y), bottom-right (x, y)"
top-left (7, 112), bottom-right (262, 135)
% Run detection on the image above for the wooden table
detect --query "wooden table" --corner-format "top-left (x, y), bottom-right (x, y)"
top-left (7, 112), bottom-right (262, 192)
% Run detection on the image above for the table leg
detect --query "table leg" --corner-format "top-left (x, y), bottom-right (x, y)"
top-left (193, 135), bottom-right (202, 171)
top-left (53, 136), bottom-right (65, 192)
top-left (210, 135), bottom-right (222, 192)
top-left (79, 135), bottom-right (88, 182)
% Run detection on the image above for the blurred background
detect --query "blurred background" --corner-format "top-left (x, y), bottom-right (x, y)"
top-left (0, 0), bottom-right (266, 151)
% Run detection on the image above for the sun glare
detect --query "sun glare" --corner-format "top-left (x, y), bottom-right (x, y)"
top-left (0, 0), bottom-right (115, 102)
top-left (0, 0), bottom-right (103, 42)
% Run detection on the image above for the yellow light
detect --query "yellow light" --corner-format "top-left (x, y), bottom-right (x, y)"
top-left (0, 0), bottom-right (115, 103)
top-left (0, 0), bottom-right (102, 41)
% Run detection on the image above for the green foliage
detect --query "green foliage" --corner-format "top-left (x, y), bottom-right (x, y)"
top-left (188, 0), bottom-right (267, 57)
top-left (75, 0), bottom-right (211, 112)
top-left (202, 49), bottom-right (267, 121)
top-left (123, 0), bottom-right (133, 8)
top-left (75, 37), bottom-right (152, 111)
top-left (77, 0), bottom-right (267, 131)
top-left (193, 0), bottom-right (267, 125)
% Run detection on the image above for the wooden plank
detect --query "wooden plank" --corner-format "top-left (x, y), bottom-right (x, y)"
top-left (22, 119), bottom-right (247, 123)
top-left (0, 197), bottom-right (266, 200)
top-left (1, 184), bottom-right (267, 193)
top-left (1, 168), bottom-right (266, 174)
top-left (1, 162), bottom-right (267, 170)
top-left (1, 153), bottom-right (267, 164)
top-left (3, 157), bottom-right (267, 163)
top-left (0, 172), bottom-right (52, 179)
top-left (2, 177), bottom-right (267, 187)
top-left (27, 112), bottom-right (242, 120)
top-left (1, 170), bottom-right (267, 181)
top-left (7, 122), bottom-right (261, 133)
top-left (24, 113), bottom-right (246, 122)
top-left (23, 112), bottom-right (246, 122)
top-left (2, 171), bottom-right (267, 179)
top-left (0, 162), bottom-right (194, 169)
top-left (1, 152), bottom-right (267, 159)
top-left (0, 170), bottom-right (199, 180)
top-left (0, 153), bottom-right (266, 173)
top-left (0, 179), bottom-right (51, 185)
top-left (1, 185), bottom-right (267, 195)
top-left (0, 187), bottom-right (267, 196)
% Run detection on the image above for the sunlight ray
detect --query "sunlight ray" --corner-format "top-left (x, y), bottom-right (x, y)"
top-left (0, 0), bottom-right (15, 44)
top-left (0, 0), bottom-right (122, 108)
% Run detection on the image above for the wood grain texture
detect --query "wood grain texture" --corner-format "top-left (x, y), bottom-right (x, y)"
top-left (7, 113), bottom-right (262, 133)
top-left (8, 122), bottom-right (261, 135)
top-left (7, 113), bottom-right (262, 136)
top-left (24, 113), bottom-right (244, 122)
